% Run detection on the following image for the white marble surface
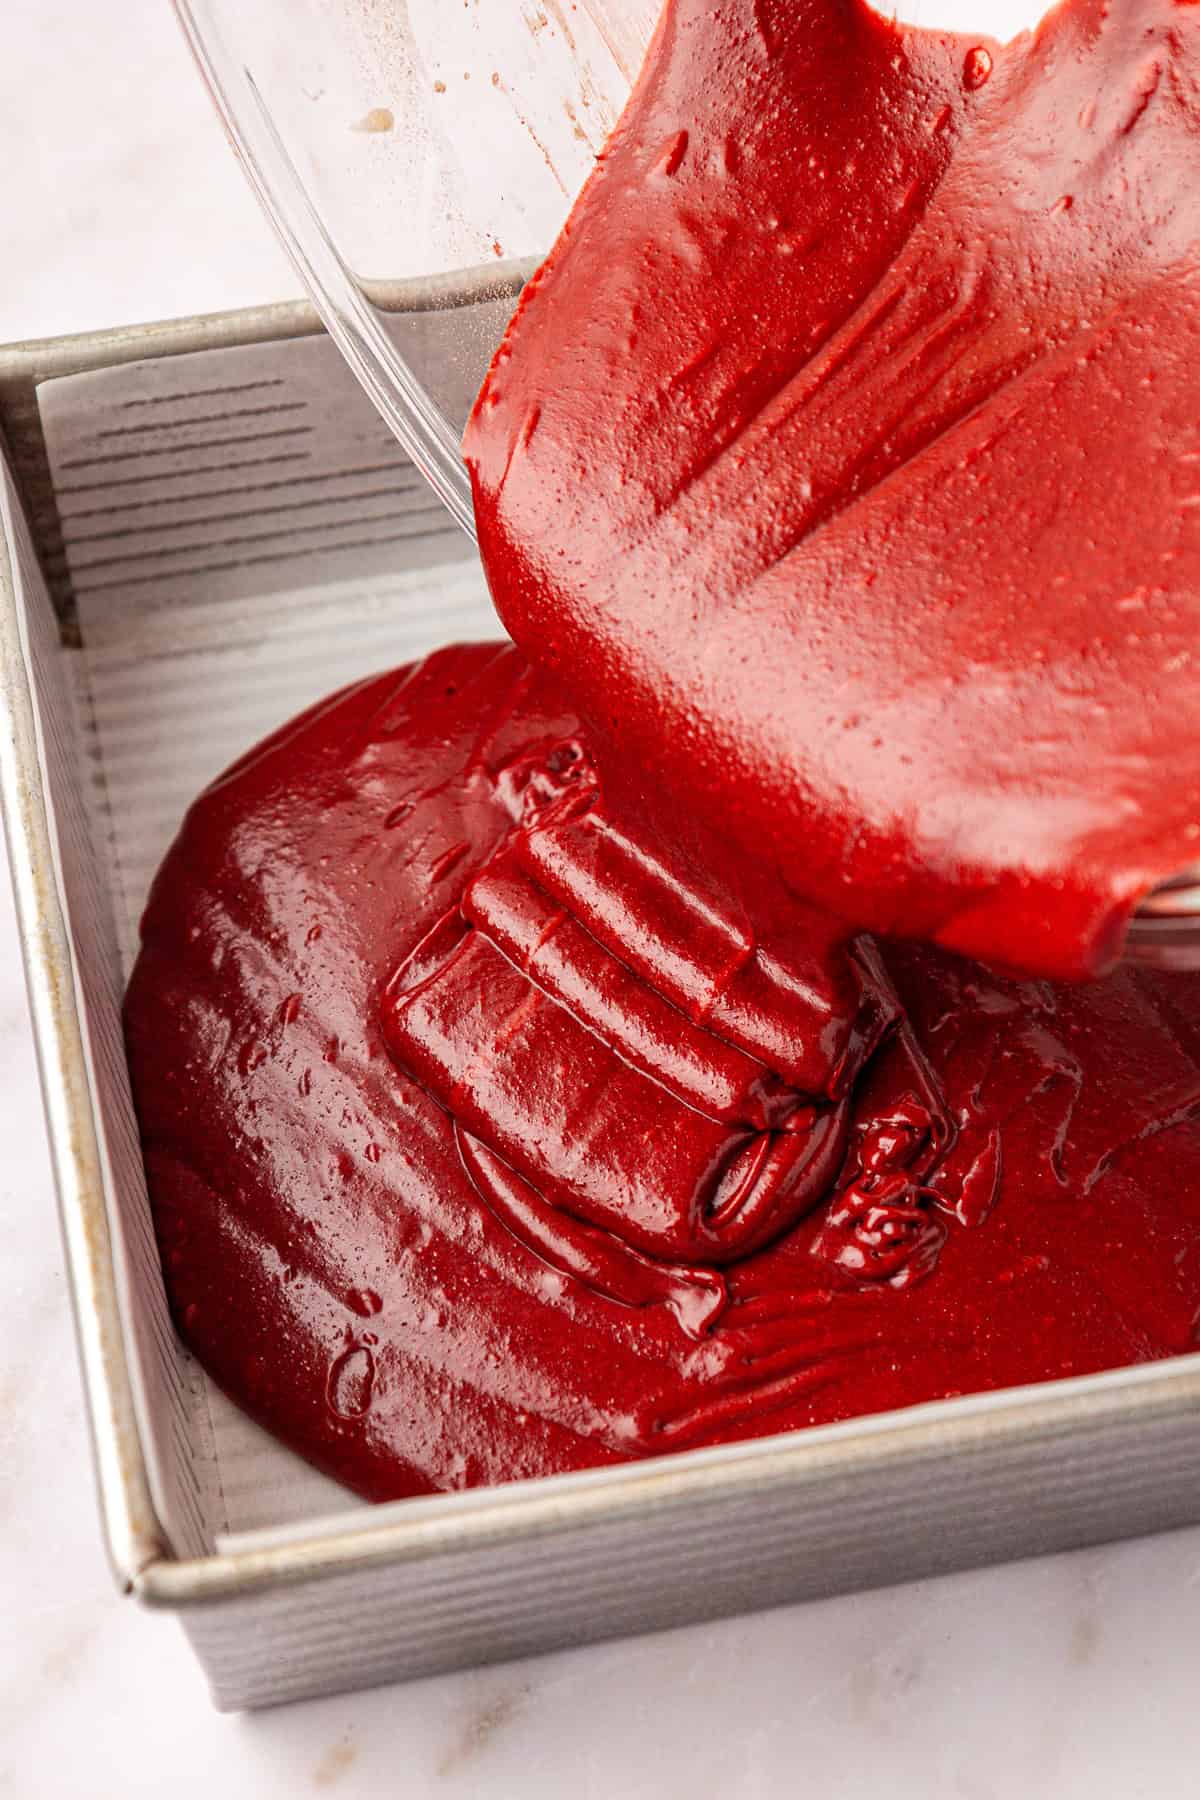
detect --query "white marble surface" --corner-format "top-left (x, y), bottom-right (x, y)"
top-left (4, 0), bottom-right (1200, 1793)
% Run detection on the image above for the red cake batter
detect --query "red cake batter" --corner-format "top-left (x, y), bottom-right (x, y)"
top-left (126, 0), bottom-right (1200, 1501)
top-left (126, 646), bottom-right (1200, 1500)
top-left (467, 0), bottom-right (1200, 981)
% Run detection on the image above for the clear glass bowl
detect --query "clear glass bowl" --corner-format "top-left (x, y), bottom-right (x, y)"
top-left (171, 0), bottom-right (1200, 965)
top-left (173, 0), bottom-right (661, 536)
top-left (168, 0), bottom-right (1046, 532)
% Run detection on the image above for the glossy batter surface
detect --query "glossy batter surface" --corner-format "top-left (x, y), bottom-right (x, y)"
top-left (127, 0), bottom-right (1200, 1501)
top-left (126, 647), bottom-right (1200, 1501)
top-left (466, 0), bottom-right (1200, 980)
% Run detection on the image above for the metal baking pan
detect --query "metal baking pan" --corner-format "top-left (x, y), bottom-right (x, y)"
top-left (3, 296), bottom-right (1200, 1713)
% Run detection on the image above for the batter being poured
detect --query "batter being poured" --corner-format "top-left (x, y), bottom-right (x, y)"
top-left (126, 0), bottom-right (1200, 1501)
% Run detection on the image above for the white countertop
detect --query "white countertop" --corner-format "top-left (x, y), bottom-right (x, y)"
top-left (4, 2), bottom-right (1200, 1793)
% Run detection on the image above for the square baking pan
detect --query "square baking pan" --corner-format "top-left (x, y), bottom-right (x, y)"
top-left (3, 294), bottom-right (1200, 1713)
